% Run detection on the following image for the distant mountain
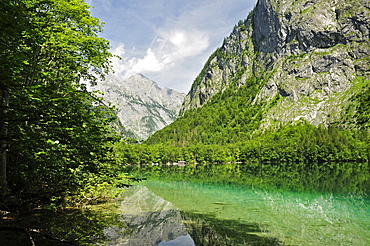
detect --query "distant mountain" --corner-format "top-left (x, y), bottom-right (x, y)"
top-left (91, 74), bottom-right (185, 140)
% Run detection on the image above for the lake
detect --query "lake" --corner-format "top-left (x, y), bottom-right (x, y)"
top-left (103, 162), bottom-right (370, 245)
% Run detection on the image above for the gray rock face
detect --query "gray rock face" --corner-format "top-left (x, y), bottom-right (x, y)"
top-left (180, 0), bottom-right (370, 128)
top-left (91, 74), bottom-right (185, 140)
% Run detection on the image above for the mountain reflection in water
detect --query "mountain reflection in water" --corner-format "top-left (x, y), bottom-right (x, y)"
top-left (158, 235), bottom-right (195, 246)
top-left (104, 185), bottom-right (195, 246)
top-left (120, 163), bottom-right (370, 246)
top-left (104, 183), bottom-right (282, 246)
top-left (105, 162), bottom-right (370, 245)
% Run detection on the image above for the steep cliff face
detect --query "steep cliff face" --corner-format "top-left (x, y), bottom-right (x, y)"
top-left (180, 0), bottom-right (370, 128)
top-left (92, 74), bottom-right (185, 140)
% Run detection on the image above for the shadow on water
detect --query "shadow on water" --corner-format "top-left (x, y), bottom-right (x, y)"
top-left (0, 203), bottom-right (125, 246)
top-left (182, 211), bottom-right (283, 246)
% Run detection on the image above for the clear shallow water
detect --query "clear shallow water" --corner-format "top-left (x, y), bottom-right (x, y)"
top-left (144, 180), bottom-right (370, 245)
top-left (106, 163), bottom-right (370, 245)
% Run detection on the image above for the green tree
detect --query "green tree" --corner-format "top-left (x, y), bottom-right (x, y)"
top-left (0, 0), bottom-right (117, 197)
top-left (0, 0), bottom-right (30, 192)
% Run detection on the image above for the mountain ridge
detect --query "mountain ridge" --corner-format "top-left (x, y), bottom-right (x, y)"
top-left (179, 0), bottom-right (369, 129)
top-left (146, 0), bottom-right (370, 147)
top-left (91, 74), bottom-right (185, 140)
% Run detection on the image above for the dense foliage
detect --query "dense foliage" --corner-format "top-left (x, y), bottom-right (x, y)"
top-left (146, 76), bottom-right (264, 147)
top-left (139, 69), bottom-right (370, 165)
top-left (115, 122), bottom-right (370, 164)
top-left (352, 77), bottom-right (370, 128)
top-left (0, 0), bottom-right (123, 202)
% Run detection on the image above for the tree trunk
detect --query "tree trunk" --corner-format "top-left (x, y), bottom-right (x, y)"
top-left (0, 88), bottom-right (9, 190)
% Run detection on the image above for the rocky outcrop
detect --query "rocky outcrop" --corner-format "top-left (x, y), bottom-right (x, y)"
top-left (91, 74), bottom-right (185, 140)
top-left (180, 0), bottom-right (370, 128)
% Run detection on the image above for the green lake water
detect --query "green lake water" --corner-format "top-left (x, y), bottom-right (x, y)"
top-left (104, 163), bottom-right (370, 246)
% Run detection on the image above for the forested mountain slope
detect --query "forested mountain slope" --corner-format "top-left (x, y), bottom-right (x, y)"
top-left (146, 0), bottom-right (370, 147)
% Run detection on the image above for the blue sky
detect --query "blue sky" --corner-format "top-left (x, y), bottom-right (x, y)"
top-left (86, 0), bottom-right (257, 93)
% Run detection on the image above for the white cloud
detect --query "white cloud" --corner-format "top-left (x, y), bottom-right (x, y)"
top-left (132, 48), bottom-right (165, 73)
top-left (111, 43), bottom-right (128, 76)
top-left (160, 29), bottom-right (210, 61)
top-left (111, 29), bottom-right (210, 84)
top-left (111, 43), bottom-right (125, 57)
top-left (95, 0), bottom-right (256, 92)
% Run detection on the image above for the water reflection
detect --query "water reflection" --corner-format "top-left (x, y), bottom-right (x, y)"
top-left (142, 179), bottom-right (370, 246)
top-left (121, 163), bottom-right (370, 245)
top-left (104, 184), bottom-right (283, 246)
top-left (182, 212), bottom-right (282, 246)
top-left (158, 235), bottom-right (194, 246)
top-left (125, 162), bottom-right (370, 195)
top-left (105, 185), bottom-right (195, 246)
top-left (0, 205), bottom-right (123, 246)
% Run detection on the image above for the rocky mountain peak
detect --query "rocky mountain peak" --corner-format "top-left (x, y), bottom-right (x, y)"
top-left (180, 0), bottom-right (369, 128)
top-left (91, 74), bottom-right (185, 140)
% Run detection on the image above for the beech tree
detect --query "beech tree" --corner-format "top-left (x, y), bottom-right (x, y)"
top-left (0, 0), bottom-right (118, 196)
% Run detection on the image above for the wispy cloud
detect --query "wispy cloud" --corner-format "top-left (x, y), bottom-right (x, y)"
top-left (111, 29), bottom-right (209, 82)
top-left (133, 29), bottom-right (209, 72)
top-left (90, 0), bottom-right (256, 92)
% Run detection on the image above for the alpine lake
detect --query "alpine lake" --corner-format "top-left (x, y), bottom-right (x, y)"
top-left (92, 161), bottom-right (370, 246)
